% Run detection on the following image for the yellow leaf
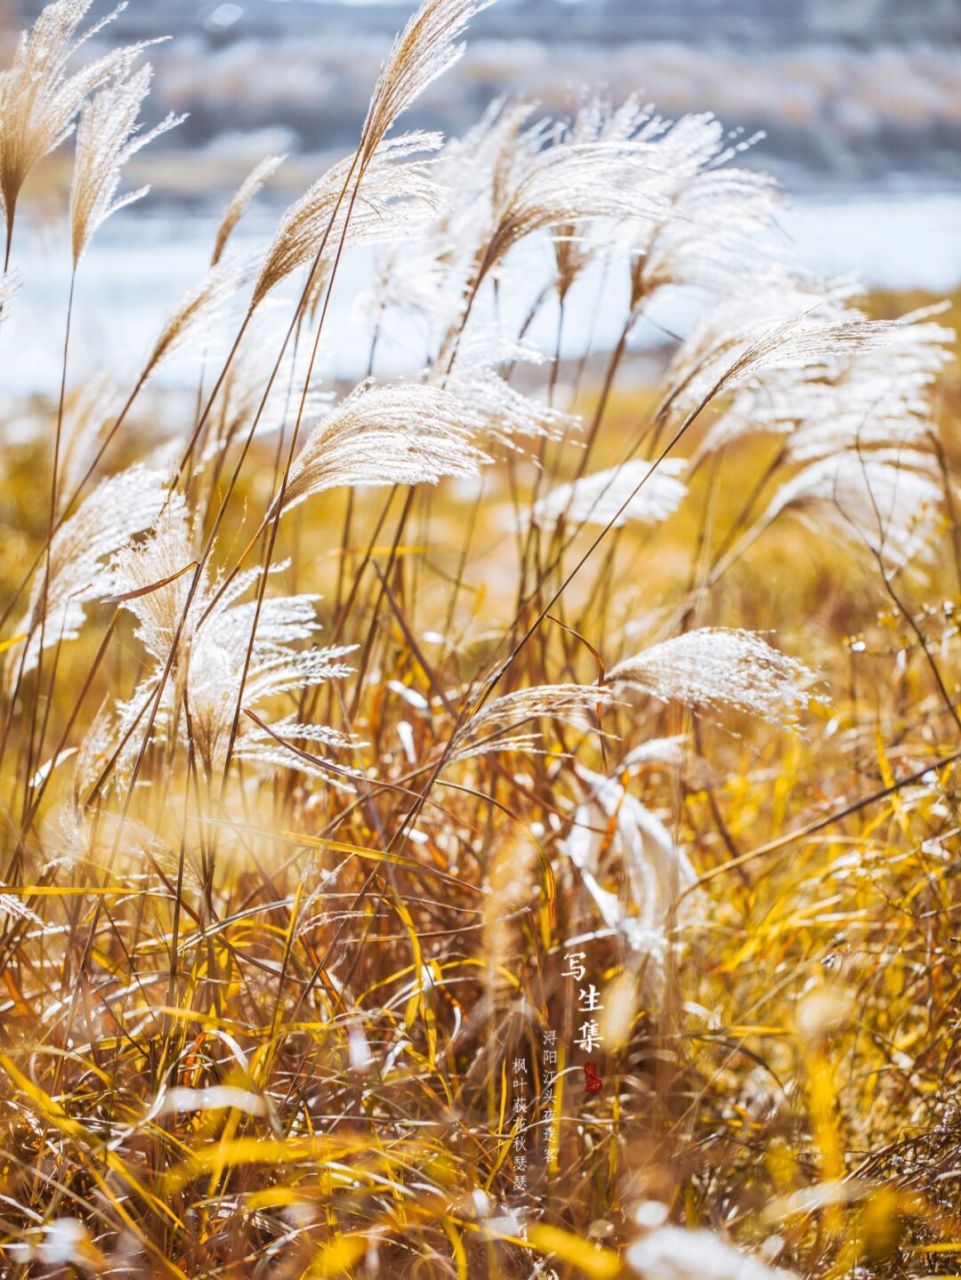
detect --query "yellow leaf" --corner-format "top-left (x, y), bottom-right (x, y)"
top-left (526, 1224), bottom-right (622, 1278)
top-left (305, 1232), bottom-right (369, 1277)
top-left (163, 1134), bottom-right (372, 1195)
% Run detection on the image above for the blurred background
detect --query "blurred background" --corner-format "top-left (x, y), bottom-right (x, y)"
top-left (2, 0), bottom-right (960, 393)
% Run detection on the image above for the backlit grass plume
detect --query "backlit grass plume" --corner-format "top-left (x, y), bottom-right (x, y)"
top-left (360, 0), bottom-right (495, 162)
top-left (532, 458), bottom-right (688, 529)
top-left (607, 628), bottom-right (818, 721)
top-left (0, 0), bottom-right (147, 264)
top-left (275, 379), bottom-right (489, 516)
top-left (252, 134), bottom-right (445, 310)
top-left (7, 463), bottom-right (169, 679)
top-left (70, 61), bottom-right (183, 266)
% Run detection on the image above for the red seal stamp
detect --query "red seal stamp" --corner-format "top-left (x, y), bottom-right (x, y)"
top-left (583, 1061), bottom-right (603, 1094)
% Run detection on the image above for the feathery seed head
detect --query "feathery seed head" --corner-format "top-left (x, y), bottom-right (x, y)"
top-left (608, 628), bottom-right (819, 723)
top-left (450, 683), bottom-right (615, 762)
top-left (531, 458), bottom-right (687, 530)
top-left (144, 257), bottom-right (248, 379)
top-left (0, 1), bottom-right (151, 252)
top-left (278, 379), bottom-right (490, 516)
top-left (360, 0), bottom-right (495, 161)
top-left (562, 765), bottom-right (697, 993)
top-left (10, 464), bottom-right (171, 681)
top-left (763, 449), bottom-right (943, 569)
top-left (212, 154), bottom-right (284, 267)
top-left (110, 505), bottom-right (356, 782)
top-left (253, 134), bottom-right (445, 311)
top-left (70, 62), bottom-right (184, 266)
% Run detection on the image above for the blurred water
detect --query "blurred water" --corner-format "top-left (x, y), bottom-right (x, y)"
top-left (2, 190), bottom-right (960, 400)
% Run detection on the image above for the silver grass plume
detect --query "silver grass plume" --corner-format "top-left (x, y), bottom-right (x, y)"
top-left (553, 93), bottom-right (660, 300)
top-left (607, 628), bottom-right (818, 723)
top-left (109, 499), bottom-right (356, 781)
top-left (760, 448), bottom-right (943, 570)
top-left (448, 683), bottom-right (615, 763)
top-left (421, 99), bottom-right (540, 333)
top-left (0, 0), bottom-right (149, 253)
top-left (275, 379), bottom-right (490, 517)
top-left (661, 279), bottom-right (884, 434)
top-left (588, 111), bottom-right (783, 306)
top-left (562, 764), bottom-right (697, 995)
top-left (0, 894), bottom-right (44, 927)
top-left (197, 319), bottom-right (333, 466)
top-left (183, 620), bottom-right (356, 781)
top-left (697, 306), bottom-right (952, 464)
top-left (620, 736), bottom-right (690, 773)
top-left (440, 335), bottom-right (576, 450)
top-left (8, 463), bottom-right (170, 680)
top-left (351, 246), bottom-right (461, 346)
top-left (559, 108), bottom-right (772, 306)
top-left (69, 62), bottom-right (184, 266)
top-left (530, 458), bottom-right (687, 530)
top-left (429, 107), bottom-right (684, 367)
top-left (57, 373), bottom-right (122, 501)
top-left (359, 0), bottom-right (495, 163)
top-left (479, 133), bottom-right (674, 283)
top-left (252, 133), bottom-right (445, 310)
top-left (108, 497), bottom-right (194, 662)
top-left (211, 154), bottom-right (284, 267)
top-left (632, 161), bottom-right (784, 301)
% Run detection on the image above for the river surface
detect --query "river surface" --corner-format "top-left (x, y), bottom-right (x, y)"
top-left (2, 189), bottom-right (959, 401)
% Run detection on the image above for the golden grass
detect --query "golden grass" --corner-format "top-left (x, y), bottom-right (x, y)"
top-left (1, 2), bottom-right (961, 1276)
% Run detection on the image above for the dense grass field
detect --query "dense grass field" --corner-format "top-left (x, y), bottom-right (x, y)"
top-left (2, 1), bottom-right (961, 1276)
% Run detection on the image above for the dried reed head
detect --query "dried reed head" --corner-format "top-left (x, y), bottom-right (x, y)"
top-left (698, 306), bottom-right (952, 464)
top-left (276, 380), bottom-right (490, 517)
top-left (9, 464), bottom-right (170, 681)
top-left (0, 0), bottom-right (147, 256)
top-left (57, 373), bottom-right (122, 501)
top-left (253, 134), bottom-right (445, 311)
top-left (109, 504), bottom-right (357, 782)
top-left (360, 0), bottom-right (494, 163)
top-left (450, 683), bottom-right (615, 762)
top-left (211, 154), bottom-right (284, 268)
top-left (607, 628), bottom-right (818, 723)
top-left (143, 257), bottom-right (247, 381)
top-left (439, 335), bottom-right (576, 450)
top-left (531, 459), bottom-right (687, 531)
top-left (69, 62), bottom-right (183, 266)
top-left (553, 93), bottom-right (659, 299)
top-left (562, 764), bottom-right (697, 994)
top-left (480, 135), bottom-right (671, 286)
top-left (763, 448), bottom-right (943, 570)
